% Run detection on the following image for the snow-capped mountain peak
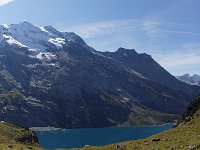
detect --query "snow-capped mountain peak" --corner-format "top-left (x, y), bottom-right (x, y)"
top-left (0, 21), bottom-right (85, 59)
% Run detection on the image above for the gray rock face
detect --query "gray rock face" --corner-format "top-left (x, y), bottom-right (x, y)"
top-left (0, 22), bottom-right (199, 128)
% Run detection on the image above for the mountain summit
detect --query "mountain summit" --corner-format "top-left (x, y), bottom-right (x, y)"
top-left (0, 22), bottom-right (199, 128)
top-left (0, 21), bottom-right (87, 60)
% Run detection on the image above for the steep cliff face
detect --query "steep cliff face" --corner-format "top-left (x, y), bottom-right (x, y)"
top-left (0, 21), bottom-right (199, 128)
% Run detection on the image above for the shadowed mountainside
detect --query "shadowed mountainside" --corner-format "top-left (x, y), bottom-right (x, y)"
top-left (0, 22), bottom-right (199, 128)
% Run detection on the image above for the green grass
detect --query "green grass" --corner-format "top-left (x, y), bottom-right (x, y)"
top-left (0, 122), bottom-right (42, 150)
top-left (127, 105), bottom-right (178, 126)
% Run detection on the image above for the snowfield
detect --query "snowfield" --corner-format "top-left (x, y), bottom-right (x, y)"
top-left (0, 21), bottom-right (79, 60)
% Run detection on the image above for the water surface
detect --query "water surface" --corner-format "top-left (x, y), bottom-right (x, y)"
top-left (36, 124), bottom-right (172, 149)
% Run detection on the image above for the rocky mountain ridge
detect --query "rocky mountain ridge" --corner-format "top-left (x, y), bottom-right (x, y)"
top-left (0, 21), bottom-right (199, 128)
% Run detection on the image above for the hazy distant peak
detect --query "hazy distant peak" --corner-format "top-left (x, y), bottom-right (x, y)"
top-left (177, 74), bottom-right (200, 86)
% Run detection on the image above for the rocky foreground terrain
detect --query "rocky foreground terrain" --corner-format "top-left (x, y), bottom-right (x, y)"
top-left (0, 121), bottom-right (40, 150)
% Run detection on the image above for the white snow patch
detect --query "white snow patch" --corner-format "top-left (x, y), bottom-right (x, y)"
top-left (39, 26), bottom-right (49, 33)
top-left (36, 52), bottom-right (56, 60)
top-left (48, 38), bottom-right (65, 49)
top-left (2, 24), bottom-right (9, 29)
top-left (2, 35), bottom-right (27, 48)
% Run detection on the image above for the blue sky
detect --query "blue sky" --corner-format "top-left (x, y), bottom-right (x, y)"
top-left (0, 0), bottom-right (200, 76)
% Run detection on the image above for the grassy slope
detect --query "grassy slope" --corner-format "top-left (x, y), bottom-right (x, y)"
top-left (127, 105), bottom-right (178, 126)
top-left (0, 122), bottom-right (42, 150)
top-left (75, 99), bottom-right (200, 150)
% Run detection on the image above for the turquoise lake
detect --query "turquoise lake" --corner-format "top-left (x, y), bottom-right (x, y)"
top-left (36, 124), bottom-right (172, 149)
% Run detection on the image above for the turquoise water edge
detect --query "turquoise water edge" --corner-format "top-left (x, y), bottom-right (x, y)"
top-left (36, 124), bottom-right (172, 149)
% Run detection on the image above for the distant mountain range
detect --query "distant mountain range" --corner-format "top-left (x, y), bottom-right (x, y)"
top-left (0, 21), bottom-right (200, 128)
top-left (176, 74), bottom-right (200, 86)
